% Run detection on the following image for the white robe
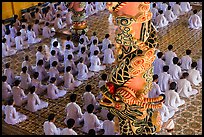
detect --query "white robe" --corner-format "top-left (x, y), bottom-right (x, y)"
top-left (148, 82), bottom-right (162, 98)
top-left (80, 34), bottom-right (89, 45)
top-left (89, 55), bottom-right (106, 72)
top-left (155, 14), bottom-right (169, 28)
top-left (46, 83), bottom-right (67, 99)
top-left (77, 52), bottom-right (89, 65)
top-left (77, 63), bottom-right (94, 81)
top-left (102, 38), bottom-right (111, 53)
top-left (24, 12), bottom-right (32, 22)
top-left (31, 78), bottom-right (47, 95)
top-left (2, 23), bottom-right (6, 37)
top-left (9, 26), bottom-right (17, 38)
top-left (158, 72), bottom-right (173, 92)
top-left (165, 90), bottom-right (185, 111)
top-left (64, 102), bottom-right (83, 127)
top-left (33, 24), bottom-right (42, 36)
top-left (35, 66), bottom-right (48, 81)
top-left (160, 3), bottom-right (168, 12)
top-left (86, 4), bottom-right (96, 16)
top-left (180, 55), bottom-right (192, 71)
top-left (95, 2), bottom-right (106, 12)
top-left (64, 59), bottom-right (77, 75)
top-left (22, 61), bottom-right (34, 75)
top-left (4, 68), bottom-right (15, 86)
top-left (26, 92), bottom-right (48, 113)
top-left (172, 4), bottom-right (183, 16)
top-left (4, 105), bottom-right (27, 125)
top-left (198, 10), bottom-right (202, 22)
top-left (177, 78), bottom-right (198, 98)
top-left (2, 82), bottom-right (13, 100)
top-left (15, 36), bottom-right (28, 51)
top-left (83, 92), bottom-right (98, 110)
top-left (48, 67), bottom-right (63, 85)
top-left (158, 103), bottom-right (175, 125)
top-left (150, 8), bottom-right (158, 20)
top-left (90, 44), bottom-right (100, 57)
top-left (103, 48), bottom-right (115, 64)
top-left (164, 50), bottom-right (177, 65)
top-left (197, 58), bottom-right (202, 75)
top-left (42, 26), bottom-right (55, 38)
top-left (153, 58), bottom-right (166, 75)
top-left (90, 36), bottom-right (99, 45)
top-left (169, 64), bottom-right (182, 81)
top-left (20, 29), bottom-right (28, 41)
top-left (36, 51), bottom-right (46, 65)
top-left (63, 40), bottom-right (75, 50)
top-left (187, 68), bottom-right (202, 86)
top-left (12, 86), bottom-right (27, 106)
top-left (188, 14), bottom-right (202, 29)
top-left (20, 72), bottom-right (31, 90)
top-left (164, 10), bottom-right (178, 22)
top-left (54, 17), bottom-right (66, 30)
top-left (5, 34), bottom-right (15, 49)
top-left (43, 121), bottom-right (61, 135)
top-left (180, 2), bottom-right (192, 13)
top-left (61, 128), bottom-right (77, 135)
top-left (169, 2), bottom-right (176, 8)
top-left (2, 43), bottom-right (17, 57)
top-left (102, 120), bottom-right (115, 135)
top-left (27, 30), bottom-right (41, 44)
top-left (65, 12), bottom-right (73, 25)
top-left (64, 72), bottom-right (82, 90)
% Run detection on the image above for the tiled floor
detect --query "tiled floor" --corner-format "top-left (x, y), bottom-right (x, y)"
top-left (2, 7), bottom-right (202, 135)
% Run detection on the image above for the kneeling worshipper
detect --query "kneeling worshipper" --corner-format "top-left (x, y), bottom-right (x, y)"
top-left (89, 50), bottom-right (106, 72)
top-left (43, 114), bottom-right (61, 135)
top-left (2, 38), bottom-right (17, 58)
top-left (27, 25), bottom-right (42, 45)
top-left (188, 9), bottom-right (202, 29)
top-left (187, 62), bottom-right (202, 86)
top-left (2, 75), bottom-right (13, 101)
top-left (103, 44), bottom-right (115, 65)
top-left (155, 10), bottom-right (169, 29)
top-left (180, 2), bottom-right (192, 13)
top-left (164, 6), bottom-right (178, 23)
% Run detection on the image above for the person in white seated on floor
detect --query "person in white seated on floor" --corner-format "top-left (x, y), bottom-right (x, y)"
top-left (9, 22), bottom-right (17, 39)
top-left (197, 57), bottom-right (202, 75)
top-left (169, 2), bottom-right (176, 8)
top-left (96, 74), bottom-right (108, 102)
top-left (2, 76), bottom-right (13, 101)
top-left (65, 9), bottom-right (73, 26)
top-left (164, 6), bottom-right (178, 23)
top-left (80, 104), bottom-right (102, 134)
top-left (22, 55), bottom-right (34, 76)
top-left (20, 25), bottom-right (28, 41)
top-left (90, 39), bottom-right (100, 57)
top-left (102, 34), bottom-right (112, 53)
top-left (82, 85), bottom-right (99, 111)
top-left (188, 9), bottom-right (202, 30)
top-left (180, 49), bottom-right (192, 71)
top-left (180, 2), bottom-right (192, 13)
top-left (95, 2), bottom-right (106, 12)
top-left (80, 30), bottom-right (90, 46)
top-left (36, 46), bottom-right (48, 66)
top-left (3, 99), bottom-right (27, 125)
top-left (169, 57), bottom-right (182, 82)
top-left (198, 10), bottom-right (202, 22)
top-left (45, 6), bottom-right (55, 24)
top-left (5, 30), bottom-right (15, 49)
top-left (43, 114), bottom-right (61, 135)
top-left (24, 9), bottom-right (32, 23)
top-left (89, 50), bottom-right (106, 72)
top-left (155, 10), bottom-right (169, 29)
top-left (51, 40), bottom-right (64, 62)
top-left (46, 77), bottom-right (67, 100)
top-left (2, 38), bottom-right (17, 58)
top-left (42, 22), bottom-right (55, 38)
top-left (156, 2), bottom-right (162, 10)
top-left (19, 66), bottom-right (32, 90)
top-left (172, 2), bottom-right (184, 16)
top-left (35, 8), bottom-right (45, 24)
top-left (103, 44), bottom-right (115, 65)
top-left (26, 86), bottom-right (48, 112)
top-left (78, 38), bottom-right (88, 54)
top-left (12, 80), bottom-right (27, 107)
top-left (64, 66), bottom-right (82, 90)
top-left (33, 20), bottom-right (42, 37)
top-left (77, 58), bottom-right (94, 81)
top-left (86, 2), bottom-right (96, 17)
top-left (148, 74), bottom-right (162, 98)
top-left (27, 25), bottom-right (42, 45)
top-left (77, 47), bottom-right (90, 65)
top-left (4, 63), bottom-right (16, 86)
top-left (177, 72), bottom-right (198, 98)
top-left (102, 112), bottom-right (118, 135)
top-left (158, 65), bottom-right (173, 92)
top-left (2, 20), bottom-right (6, 37)
top-left (64, 94), bottom-right (83, 127)
top-left (153, 52), bottom-right (166, 75)
top-left (63, 35), bottom-right (76, 52)
top-left (49, 50), bottom-right (59, 67)
top-left (163, 45), bottom-right (177, 65)
top-left (64, 44), bottom-right (74, 61)
top-left (160, 2), bottom-right (168, 13)
top-left (54, 14), bottom-right (67, 30)
top-left (165, 82), bottom-right (185, 112)
top-left (89, 32), bottom-right (99, 45)
top-left (35, 60), bottom-right (49, 81)
top-left (187, 62), bottom-right (202, 86)
top-left (61, 119), bottom-right (77, 135)
top-left (150, 3), bottom-right (159, 23)
top-left (31, 72), bottom-right (47, 95)
top-left (48, 61), bottom-right (63, 86)
top-left (15, 31), bottom-right (29, 51)
top-left (64, 54), bottom-right (77, 75)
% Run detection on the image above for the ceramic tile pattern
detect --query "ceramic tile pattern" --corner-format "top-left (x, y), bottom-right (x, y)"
top-left (2, 8), bottom-right (202, 135)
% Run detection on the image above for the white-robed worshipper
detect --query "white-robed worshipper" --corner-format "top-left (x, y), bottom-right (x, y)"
top-left (54, 14), bottom-right (67, 30)
top-left (101, 34), bottom-right (112, 53)
top-left (103, 44), bottom-right (115, 65)
top-left (2, 20), bottom-right (6, 37)
top-left (77, 58), bottom-right (94, 81)
top-left (155, 10), bottom-right (169, 29)
top-left (82, 85), bottom-right (99, 111)
top-left (165, 82), bottom-right (185, 112)
top-left (63, 35), bottom-right (76, 51)
top-left (164, 6), bottom-right (178, 23)
top-left (177, 72), bottom-right (198, 98)
top-left (19, 67), bottom-right (32, 90)
top-left (3, 99), bottom-right (27, 125)
top-left (9, 23), bottom-right (17, 39)
top-left (64, 55), bottom-right (77, 75)
top-left (188, 9), bottom-right (202, 29)
top-left (12, 80), bottom-right (27, 107)
top-left (153, 52), bottom-right (166, 75)
top-left (65, 9), bottom-right (73, 25)
top-left (197, 57), bottom-right (202, 75)
top-left (27, 25), bottom-right (42, 45)
top-left (77, 47), bottom-right (90, 65)
top-left (31, 72), bottom-right (47, 95)
top-left (169, 2), bottom-right (176, 8)
top-left (180, 2), bottom-right (192, 13)
top-left (55, 6), bottom-right (63, 17)
top-left (148, 74), bottom-right (162, 98)
top-left (51, 40), bottom-right (64, 62)
top-left (61, 119), bottom-right (77, 135)
top-left (4, 63), bottom-right (16, 86)
top-left (64, 44), bottom-right (74, 61)
top-left (64, 66), bottom-right (82, 90)
top-left (180, 49), bottom-right (192, 71)
top-left (64, 94), bottom-right (83, 127)
top-left (22, 55), bottom-right (34, 76)
top-left (35, 8), bottom-right (45, 24)
top-left (78, 38), bottom-right (88, 54)
top-left (35, 60), bottom-right (49, 81)
top-left (102, 112), bottom-right (117, 135)
top-left (15, 31), bottom-right (29, 51)
top-left (89, 50), bottom-right (106, 72)
top-left (187, 62), bottom-right (202, 86)
top-left (163, 45), bottom-right (177, 66)
top-left (158, 66), bottom-right (173, 92)
top-left (45, 6), bottom-right (55, 24)
top-left (86, 2), bottom-right (96, 17)
top-left (150, 3), bottom-right (159, 22)
top-left (95, 2), bottom-right (106, 12)
top-left (172, 2), bottom-right (184, 16)
top-left (169, 57), bottom-right (182, 82)
top-left (2, 38), bottom-right (17, 58)
top-left (2, 76), bottom-right (13, 101)
top-left (160, 2), bottom-right (168, 12)
top-left (46, 77), bottom-right (67, 100)
top-left (42, 22), bottom-right (55, 38)
top-left (35, 46), bottom-right (47, 66)
top-left (89, 32), bottom-right (99, 45)
top-left (25, 86), bottom-right (48, 112)
top-left (24, 9), bottom-right (32, 23)
top-left (33, 20), bottom-right (42, 37)
top-left (156, 2), bottom-right (163, 10)
top-left (48, 61), bottom-right (63, 86)
top-left (198, 10), bottom-right (202, 22)
top-left (80, 104), bottom-right (102, 134)
top-left (43, 114), bottom-right (61, 135)
top-left (90, 39), bottom-right (100, 57)
top-left (80, 30), bottom-right (90, 46)
top-left (5, 30), bottom-right (16, 49)
top-left (96, 74), bottom-right (108, 102)
top-left (19, 25), bottom-right (28, 41)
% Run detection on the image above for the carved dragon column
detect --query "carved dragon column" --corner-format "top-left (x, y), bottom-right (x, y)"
top-left (99, 2), bottom-right (165, 135)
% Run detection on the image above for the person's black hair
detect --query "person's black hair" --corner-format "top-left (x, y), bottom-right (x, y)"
top-left (88, 129), bottom-right (96, 135)
top-left (79, 38), bottom-right (84, 44)
top-left (153, 74), bottom-right (158, 81)
top-left (48, 114), bottom-right (55, 121)
top-left (22, 24), bottom-right (26, 29)
top-left (2, 38), bottom-right (6, 43)
top-left (13, 14), bottom-right (18, 19)
top-left (35, 19), bottom-right (39, 24)
top-left (163, 65), bottom-right (169, 72)
top-left (157, 52), bottom-right (163, 58)
top-left (81, 47), bottom-right (86, 53)
top-left (37, 46), bottom-right (43, 52)
top-left (93, 39), bottom-right (97, 45)
top-left (57, 14), bottom-right (60, 18)
top-left (153, 3), bottom-right (156, 7)
top-left (66, 35), bottom-right (71, 41)
top-left (105, 34), bottom-right (110, 38)
top-left (70, 93), bottom-right (77, 102)
top-left (81, 30), bottom-right (86, 35)
top-left (193, 9), bottom-right (197, 14)
top-left (159, 10), bottom-right (163, 14)
top-left (167, 6), bottom-right (171, 10)
top-left (67, 54), bottom-right (73, 60)
top-left (45, 22), bottom-right (49, 26)
top-left (85, 85), bottom-right (92, 92)
top-left (27, 25), bottom-right (32, 31)
top-left (168, 45), bottom-right (173, 50)
top-left (5, 63), bottom-right (10, 68)
top-left (53, 41), bottom-right (58, 47)
top-left (30, 86), bottom-right (36, 94)
top-left (93, 32), bottom-right (96, 36)
top-left (186, 50), bottom-right (191, 55)
top-left (2, 20), bottom-right (5, 24)
top-left (176, 2), bottom-right (180, 4)
top-left (14, 79), bottom-right (21, 86)
top-left (33, 72), bottom-right (39, 79)
top-left (37, 59), bottom-right (44, 66)
top-left (182, 72), bottom-right (189, 78)
top-left (27, 8), bottom-right (30, 12)
top-left (17, 31), bottom-right (21, 36)
top-left (107, 112), bottom-right (114, 121)
top-left (108, 44), bottom-right (112, 49)
top-left (101, 74), bottom-right (107, 81)
top-left (66, 44), bottom-right (70, 49)
top-left (79, 57), bottom-right (84, 63)
top-left (38, 3), bottom-right (42, 6)
top-left (7, 99), bottom-right (14, 106)
top-left (66, 66), bottom-right (72, 72)
top-left (169, 82), bottom-right (177, 90)
top-left (172, 57), bottom-right (179, 64)
top-left (52, 61), bottom-right (58, 67)
top-left (5, 29), bottom-right (11, 35)
top-left (35, 8), bottom-right (39, 13)
top-left (50, 77), bottom-right (56, 83)
top-left (22, 66), bottom-right (27, 73)
top-left (191, 62), bottom-right (197, 68)
top-left (87, 104), bottom-right (94, 113)
top-left (94, 50), bottom-right (99, 55)
top-left (25, 55), bottom-right (29, 61)
top-left (51, 50), bottom-right (56, 56)
top-left (2, 75), bottom-right (7, 82)
top-left (66, 118), bottom-right (75, 129)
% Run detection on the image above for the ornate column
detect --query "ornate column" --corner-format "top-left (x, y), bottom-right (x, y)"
top-left (99, 2), bottom-right (164, 135)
